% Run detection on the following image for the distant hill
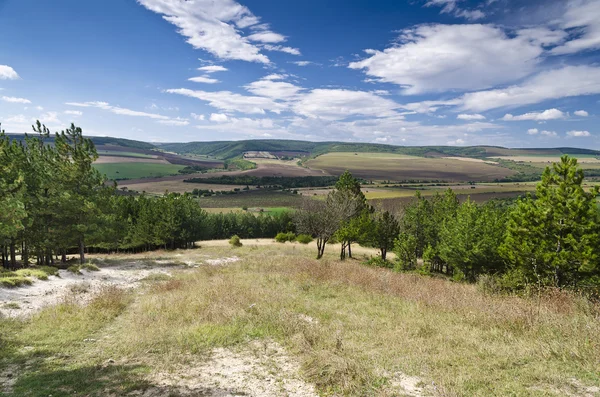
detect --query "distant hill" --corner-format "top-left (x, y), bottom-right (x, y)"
top-left (156, 140), bottom-right (600, 160)
top-left (4, 133), bottom-right (156, 151)
top-left (7, 132), bottom-right (598, 160)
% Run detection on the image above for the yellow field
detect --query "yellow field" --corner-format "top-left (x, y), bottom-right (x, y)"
top-left (306, 152), bottom-right (514, 182)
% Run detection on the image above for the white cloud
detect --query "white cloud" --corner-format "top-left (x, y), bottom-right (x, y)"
top-left (349, 24), bottom-right (543, 94)
top-left (517, 27), bottom-right (567, 47)
top-left (157, 117), bottom-right (189, 126)
top-left (574, 110), bottom-right (589, 117)
top-left (188, 76), bottom-right (220, 84)
top-left (293, 89), bottom-right (401, 120)
top-left (244, 78), bottom-right (303, 100)
top-left (191, 113), bottom-right (205, 120)
top-left (38, 112), bottom-right (62, 126)
top-left (540, 130), bottom-right (558, 137)
top-left (210, 113), bottom-right (229, 122)
top-left (447, 138), bottom-right (466, 145)
top-left (4, 115), bottom-right (28, 124)
top-left (502, 108), bottom-right (565, 121)
top-left (2, 96), bottom-right (31, 104)
top-left (291, 61), bottom-right (314, 66)
top-left (197, 65), bottom-right (228, 73)
top-left (248, 31), bottom-right (286, 43)
top-left (567, 130), bottom-right (591, 137)
top-left (262, 74), bottom-right (286, 81)
top-left (459, 66), bottom-right (600, 112)
top-left (64, 110), bottom-right (83, 116)
top-left (261, 45), bottom-right (301, 55)
top-left (551, 0), bottom-right (600, 55)
top-left (137, 0), bottom-right (289, 64)
top-left (457, 114), bottom-right (485, 120)
top-left (0, 65), bottom-right (19, 80)
top-left (527, 128), bottom-right (539, 135)
top-left (166, 88), bottom-right (286, 114)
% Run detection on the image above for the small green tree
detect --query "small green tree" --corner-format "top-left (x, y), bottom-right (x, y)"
top-left (363, 210), bottom-right (399, 261)
top-left (500, 155), bottom-right (600, 288)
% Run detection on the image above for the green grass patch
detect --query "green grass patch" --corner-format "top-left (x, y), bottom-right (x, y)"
top-left (0, 276), bottom-right (33, 288)
top-left (93, 162), bottom-right (185, 180)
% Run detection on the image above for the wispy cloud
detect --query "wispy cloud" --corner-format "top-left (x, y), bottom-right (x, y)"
top-left (2, 96), bottom-right (31, 104)
top-left (197, 65), bottom-right (228, 73)
top-left (137, 0), bottom-right (297, 64)
top-left (65, 100), bottom-right (188, 126)
top-left (188, 76), bottom-right (220, 84)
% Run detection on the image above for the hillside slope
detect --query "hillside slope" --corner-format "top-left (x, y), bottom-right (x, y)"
top-left (157, 139), bottom-right (600, 160)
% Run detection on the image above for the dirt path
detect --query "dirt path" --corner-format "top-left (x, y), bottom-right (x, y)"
top-left (142, 340), bottom-right (318, 397)
top-left (0, 261), bottom-right (176, 318)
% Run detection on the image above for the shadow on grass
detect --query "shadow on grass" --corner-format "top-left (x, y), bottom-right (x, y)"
top-left (7, 362), bottom-right (250, 397)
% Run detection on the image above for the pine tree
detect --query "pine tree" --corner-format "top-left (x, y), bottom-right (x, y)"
top-left (501, 155), bottom-right (600, 288)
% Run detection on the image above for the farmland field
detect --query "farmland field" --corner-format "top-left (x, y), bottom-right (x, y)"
top-left (93, 162), bottom-right (186, 180)
top-left (196, 190), bottom-right (303, 209)
top-left (121, 180), bottom-right (253, 194)
top-left (96, 150), bottom-right (156, 159)
top-left (306, 152), bottom-right (515, 182)
top-left (94, 156), bottom-right (169, 164)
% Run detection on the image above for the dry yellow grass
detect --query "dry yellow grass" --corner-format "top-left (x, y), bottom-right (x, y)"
top-left (1, 243), bottom-right (599, 396)
top-left (306, 152), bottom-right (515, 182)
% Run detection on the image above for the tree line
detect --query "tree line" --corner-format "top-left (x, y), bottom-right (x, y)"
top-left (184, 175), bottom-right (343, 188)
top-left (294, 161), bottom-right (600, 291)
top-left (0, 123), bottom-right (293, 268)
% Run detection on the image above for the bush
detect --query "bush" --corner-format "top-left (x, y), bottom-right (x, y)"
top-left (82, 263), bottom-right (100, 272)
top-left (0, 276), bottom-right (33, 288)
top-left (67, 265), bottom-right (82, 275)
top-left (477, 274), bottom-right (503, 295)
top-left (275, 232), bottom-right (296, 243)
top-left (229, 235), bottom-right (243, 247)
top-left (15, 269), bottom-right (49, 280)
top-left (363, 257), bottom-right (393, 269)
top-left (39, 266), bottom-right (59, 277)
top-left (296, 234), bottom-right (313, 244)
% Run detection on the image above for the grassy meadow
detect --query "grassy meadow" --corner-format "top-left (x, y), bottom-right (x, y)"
top-left (93, 162), bottom-right (186, 180)
top-left (1, 242), bottom-right (598, 396)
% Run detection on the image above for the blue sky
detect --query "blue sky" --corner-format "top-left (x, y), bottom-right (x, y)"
top-left (0, 0), bottom-right (599, 147)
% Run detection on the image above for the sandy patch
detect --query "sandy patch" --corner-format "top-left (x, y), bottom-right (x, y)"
top-left (205, 257), bottom-right (240, 266)
top-left (0, 261), bottom-right (176, 318)
top-left (142, 340), bottom-right (318, 397)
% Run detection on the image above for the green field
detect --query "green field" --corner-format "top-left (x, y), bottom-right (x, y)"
top-left (196, 190), bottom-right (303, 209)
top-left (93, 162), bottom-right (185, 180)
top-left (306, 152), bottom-right (515, 182)
top-left (97, 150), bottom-right (155, 159)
